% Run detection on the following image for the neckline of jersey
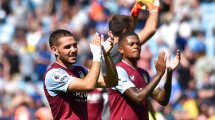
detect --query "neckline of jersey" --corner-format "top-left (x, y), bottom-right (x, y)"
top-left (122, 60), bottom-right (137, 70)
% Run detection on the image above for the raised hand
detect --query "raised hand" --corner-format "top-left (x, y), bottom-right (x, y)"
top-left (89, 33), bottom-right (102, 62)
top-left (90, 32), bottom-right (101, 46)
top-left (101, 31), bottom-right (114, 55)
top-left (166, 50), bottom-right (181, 71)
top-left (137, 0), bottom-right (159, 12)
top-left (131, 0), bottom-right (146, 16)
top-left (136, 2), bottom-right (146, 10)
top-left (154, 51), bottom-right (166, 76)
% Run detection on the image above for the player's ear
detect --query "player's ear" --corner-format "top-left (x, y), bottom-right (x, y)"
top-left (51, 46), bottom-right (59, 56)
top-left (118, 46), bottom-right (124, 54)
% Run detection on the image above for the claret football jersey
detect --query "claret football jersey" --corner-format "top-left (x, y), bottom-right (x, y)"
top-left (44, 62), bottom-right (88, 120)
top-left (87, 88), bottom-right (104, 120)
top-left (109, 60), bottom-right (150, 120)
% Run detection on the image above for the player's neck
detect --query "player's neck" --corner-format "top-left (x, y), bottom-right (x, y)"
top-left (55, 60), bottom-right (73, 69)
top-left (122, 59), bottom-right (137, 69)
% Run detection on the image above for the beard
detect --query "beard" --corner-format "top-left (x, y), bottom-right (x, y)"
top-left (60, 56), bottom-right (77, 64)
top-left (128, 55), bottom-right (140, 61)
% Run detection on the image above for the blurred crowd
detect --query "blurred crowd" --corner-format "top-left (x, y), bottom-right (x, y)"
top-left (0, 0), bottom-right (215, 120)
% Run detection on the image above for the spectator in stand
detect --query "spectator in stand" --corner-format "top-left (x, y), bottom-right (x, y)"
top-left (34, 43), bottom-right (51, 81)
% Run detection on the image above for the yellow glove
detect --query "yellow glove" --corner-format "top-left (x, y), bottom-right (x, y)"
top-left (137, 0), bottom-right (160, 12)
top-left (130, 1), bottom-right (146, 17)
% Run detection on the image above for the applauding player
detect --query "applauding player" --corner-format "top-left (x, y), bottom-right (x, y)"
top-left (108, 32), bottom-right (180, 120)
top-left (43, 29), bottom-right (118, 120)
top-left (101, 0), bottom-right (160, 119)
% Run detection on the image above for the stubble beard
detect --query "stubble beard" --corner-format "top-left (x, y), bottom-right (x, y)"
top-left (60, 56), bottom-right (77, 65)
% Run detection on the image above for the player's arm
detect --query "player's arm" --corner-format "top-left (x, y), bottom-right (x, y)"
top-left (151, 50), bottom-right (181, 106)
top-left (131, 0), bottom-right (160, 45)
top-left (151, 68), bottom-right (172, 106)
top-left (138, 11), bottom-right (158, 45)
top-left (97, 31), bottom-right (118, 87)
top-left (97, 53), bottom-right (118, 88)
top-left (67, 33), bottom-right (102, 92)
top-left (123, 51), bottom-right (166, 104)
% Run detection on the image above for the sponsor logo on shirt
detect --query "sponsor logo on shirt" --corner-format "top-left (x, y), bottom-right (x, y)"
top-left (72, 92), bottom-right (88, 102)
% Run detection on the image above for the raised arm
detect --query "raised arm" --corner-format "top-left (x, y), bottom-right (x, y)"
top-left (123, 51), bottom-right (166, 104)
top-left (130, 0), bottom-right (160, 45)
top-left (97, 31), bottom-right (118, 87)
top-left (67, 33), bottom-right (102, 92)
top-left (151, 50), bottom-right (181, 106)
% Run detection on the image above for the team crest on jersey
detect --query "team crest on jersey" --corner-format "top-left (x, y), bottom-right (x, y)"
top-left (78, 71), bottom-right (85, 78)
top-left (130, 75), bottom-right (135, 81)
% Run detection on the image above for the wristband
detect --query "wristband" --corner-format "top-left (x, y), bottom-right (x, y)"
top-left (89, 44), bottom-right (101, 62)
top-left (149, 6), bottom-right (159, 13)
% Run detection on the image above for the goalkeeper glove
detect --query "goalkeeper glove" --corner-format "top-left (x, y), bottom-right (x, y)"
top-left (137, 0), bottom-right (160, 13)
top-left (130, 1), bottom-right (146, 17)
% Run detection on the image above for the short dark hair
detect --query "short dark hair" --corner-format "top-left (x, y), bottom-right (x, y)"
top-left (118, 32), bottom-right (138, 46)
top-left (109, 15), bottom-right (132, 37)
top-left (49, 29), bottom-right (74, 47)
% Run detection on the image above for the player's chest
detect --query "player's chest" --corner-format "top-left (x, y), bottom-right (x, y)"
top-left (128, 71), bottom-right (148, 88)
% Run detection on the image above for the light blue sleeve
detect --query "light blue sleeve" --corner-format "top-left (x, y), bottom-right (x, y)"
top-left (45, 68), bottom-right (75, 96)
top-left (113, 66), bottom-right (135, 94)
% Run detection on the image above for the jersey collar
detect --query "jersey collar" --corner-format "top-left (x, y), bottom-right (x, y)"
top-left (122, 60), bottom-right (136, 70)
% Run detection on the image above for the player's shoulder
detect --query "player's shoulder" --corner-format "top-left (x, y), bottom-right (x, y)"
top-left (46, 67), bottom-right (66, 74)
top-left (73, 65), bottom-right (88, 74)
top-left (116, 61), bottom-right (124, 67)
top-left (45, 68), bottom-right (68, 81)
top-left (110, 44), bottom-right (121, 57)
top-left (116, 66), bottom-right (128, 75)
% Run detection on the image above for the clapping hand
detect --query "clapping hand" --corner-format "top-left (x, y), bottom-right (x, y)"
top-left (155, 51), bottom-right (166, 76)
top-left (101, 31), bottom-right (114, 55)
top-left (89, 33), bottom-right (102, 62)
top-left (166, 50), bottom-right (181, 71)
